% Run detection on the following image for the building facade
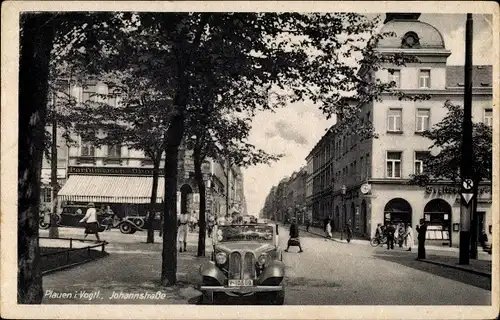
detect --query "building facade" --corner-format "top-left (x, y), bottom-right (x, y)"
top-left (261, 168), bottom-right (308, 223)
top-left (44, 80), bottom-right (245, 221)
top-left (306, 13), bottom-right (493, 246)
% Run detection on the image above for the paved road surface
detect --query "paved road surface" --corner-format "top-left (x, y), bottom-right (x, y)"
top-left (41, 226), bottom-right (491, 305)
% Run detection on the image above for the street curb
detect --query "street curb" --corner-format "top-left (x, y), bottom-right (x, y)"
top-left (419, 259), bottom-right (491, 278)
top-left (42, 255), bottom-right (107, 276)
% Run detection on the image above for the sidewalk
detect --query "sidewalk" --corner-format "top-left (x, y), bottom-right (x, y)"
top-left (297, 223), bottom-right (492, 277)
top-left (421, 254), bottom-right (492, 277)
top-left (42, 231), bottom-right (209, 304)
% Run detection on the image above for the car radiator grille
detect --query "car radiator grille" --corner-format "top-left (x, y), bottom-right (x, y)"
top-left (228, 252), bottom-right (241, 279)
top-left (243, 252), bottom-right (256, 279)
top-left (228, 252), bottom-right (256, 280)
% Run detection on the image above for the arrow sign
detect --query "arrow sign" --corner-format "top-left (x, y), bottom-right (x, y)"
top-left (461, 193), bottom-right (474, 205)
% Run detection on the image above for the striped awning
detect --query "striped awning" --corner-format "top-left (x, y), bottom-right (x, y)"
top-left (58, 175), bottom-right (164, 204)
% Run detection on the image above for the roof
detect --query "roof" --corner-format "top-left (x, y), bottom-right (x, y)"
top-left (378, 18), bottom-right (445, 49)
top-left (446, 65), bottom-right (493, 88)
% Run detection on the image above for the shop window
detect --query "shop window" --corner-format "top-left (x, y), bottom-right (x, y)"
top-left (484, 108), bottom-right (493, 127)
top-left (416, 109), bottom-right (430, 132)
top-left (419, 70), bottom-right (431, 88)
top-left (386, 151), bottom-right (402, 178)
top-left (384, 198), bottom-right (412, 225)
top-left (388, 69), bottom-right (401, 88)
top-left (387, 109), bottom-right (402, 132)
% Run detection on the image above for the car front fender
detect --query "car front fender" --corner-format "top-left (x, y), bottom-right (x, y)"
top-left (199, 261), bottom-right (226, 285)
top-left (258, 260), bottom-right (285, 282)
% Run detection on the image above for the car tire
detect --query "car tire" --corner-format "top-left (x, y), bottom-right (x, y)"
top-left (120, 223), bottom-right (133, 234)
top-left (133, 218), bottom-right (144, 228)
top-left (260, 290), bottom-right (285, 305)
top-left (39, 218), bottom-right (50, 230)
top-left (201, 291), bottom-right (214, 304)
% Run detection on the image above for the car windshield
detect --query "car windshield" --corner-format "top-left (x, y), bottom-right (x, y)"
top-left (217, 225), bottom-right (274, 242)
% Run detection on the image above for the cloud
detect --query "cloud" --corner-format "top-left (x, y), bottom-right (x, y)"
top-left (272, 120), bottom-right (309, 146)
top-left (243, 102), bottom-right (334, 215)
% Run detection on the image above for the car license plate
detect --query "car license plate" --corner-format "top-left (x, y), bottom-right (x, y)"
top-left (228, 279), bottom-right (253, 287)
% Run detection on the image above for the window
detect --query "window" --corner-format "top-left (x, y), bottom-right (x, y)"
top-left (108, 145), bottom-right (121, 158)
top-left (387, 109), bottom-right (402, 132)
top-left (484, 108), bottom-right (493, 127)
top-left (353, 160), bottom-right (357, 175)
top-left (388, 69), bottom-right (401, 88)
top-left (416, 109), bottom-right (430, 132)
top-left (419, 70), bottom-right (431, 88)
top-left (414, 151), bottom-right (430, 175)
top-left (386, 151), bottom-right (402, 178)
top-left (81, 141), bottom-right (95, 157)
top-left (82, 83), bottom-right (98, 103)
top-left (42, 187), bottom-right (52, 203)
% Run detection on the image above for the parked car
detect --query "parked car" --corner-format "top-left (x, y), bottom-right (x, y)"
top-left (199, 222), bottom-right (285, 305)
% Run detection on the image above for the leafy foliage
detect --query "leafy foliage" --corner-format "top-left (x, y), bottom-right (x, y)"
top-left (409, 101), bottom-right (492, 186)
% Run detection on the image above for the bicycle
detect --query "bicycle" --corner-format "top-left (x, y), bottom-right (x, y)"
top-left (370, 235), bottom-right (387, 247)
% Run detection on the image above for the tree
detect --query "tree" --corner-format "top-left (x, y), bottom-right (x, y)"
top-left (18, 12), bottom-right (56, 304)
top-left (409, 101), bottom-right (492, 186)
top-left (409, 100), bottom-right (493, 213)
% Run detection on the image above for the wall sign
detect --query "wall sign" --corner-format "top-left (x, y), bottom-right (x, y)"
top-left (68, 166), bottom-right (165, 176)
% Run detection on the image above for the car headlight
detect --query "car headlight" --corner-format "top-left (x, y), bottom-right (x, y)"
top-left (258, 253), bottom-right (269, 266)
top-left (215, 252), bottom-right (227, 265)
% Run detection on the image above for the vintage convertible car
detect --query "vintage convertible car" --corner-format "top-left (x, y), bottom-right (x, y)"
top-left (199, 223), bottom-right (285, 304)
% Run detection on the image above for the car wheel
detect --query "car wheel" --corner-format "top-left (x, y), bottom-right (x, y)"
top-left (201, 291), bottom-right (214, 304)
top-left (120, 223), bottom-right (133, 234)
top-left (133, 218), bottom-right (144, 228)
top-left (39, 218), bottom-right (50, 230)
top-left (259, 290), bottom-right (285, 305)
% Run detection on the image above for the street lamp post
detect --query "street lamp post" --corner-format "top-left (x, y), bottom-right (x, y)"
top-left (341, 185), bottom-right (346, 241)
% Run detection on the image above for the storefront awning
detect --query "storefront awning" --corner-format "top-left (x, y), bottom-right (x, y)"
top-left (58, 175), bottom-right (164, 204)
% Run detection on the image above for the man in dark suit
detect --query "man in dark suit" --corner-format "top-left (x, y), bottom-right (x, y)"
top-left (386, 223), bottom-right (395, 250)
top-left (416, 218), bottom-right (428, 259)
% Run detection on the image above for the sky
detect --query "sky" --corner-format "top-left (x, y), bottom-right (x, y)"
top-left (242, 13), bottom-right (494, 216)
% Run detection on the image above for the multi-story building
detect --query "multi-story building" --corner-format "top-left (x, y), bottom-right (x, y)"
top-left (261, 168), bottom-right (308, 223)
top-left (306, 13), bottom-right (493, 246)
top-left (45, 80), bottom-right (245, 220)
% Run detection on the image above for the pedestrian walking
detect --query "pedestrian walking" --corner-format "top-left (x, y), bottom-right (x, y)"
top-left (177, 211), bottom-right (189, 252)
top-left (79, 202), bottom-right (101, 243)
top-left (416, 218), bottom-right (427, 259)
top-left (325, 219), bottom-right (332, 239)
top-left (285, 222), bottom-right (303, 253)
top-left (306, 219), bottom-right (310, 232)
top-left (404, 223), bottom-right (414, 251)
top-left (386, 223), bottom-right (395, 250)
top-left (345, 220), bottom-right (353, 243)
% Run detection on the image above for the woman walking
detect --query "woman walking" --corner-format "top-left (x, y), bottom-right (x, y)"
top-left (325, 219), bottom-right (333, 239)
top-left (79, 202), bottom-right (101, 243)
top-left (177, 212), bottom-right (189, 252)
top-left (404, 223), bottom-right (414, 251)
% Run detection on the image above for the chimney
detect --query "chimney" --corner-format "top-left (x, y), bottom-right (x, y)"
top-left (384, 13), bottom-right (421, 24)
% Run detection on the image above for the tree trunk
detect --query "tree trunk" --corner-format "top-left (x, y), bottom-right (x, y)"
top-left (194, 149), bottom-right (206, 257)
top-left (18, 13), bottom-right (55, 304)
top-left (49, 103), bottom-right (59, 238)
top-left (161, 114), bottom-right (184, 286)
top-left (147, 153), bottom-right (161, 243)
